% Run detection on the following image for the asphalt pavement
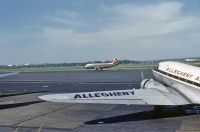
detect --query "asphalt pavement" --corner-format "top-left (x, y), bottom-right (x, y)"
top-left (0, 70), bottom-right (199, 132)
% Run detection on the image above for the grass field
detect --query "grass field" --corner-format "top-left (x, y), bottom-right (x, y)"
top-left (0, 64), bottom-right (156, 73)
top-left (0, 61), bottom-right (199, 73)
top-left (0, 66), bottom-right (83, 73)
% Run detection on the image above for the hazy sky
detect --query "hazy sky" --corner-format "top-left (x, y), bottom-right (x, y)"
top-left (0, 0), bottom-right (200, 65)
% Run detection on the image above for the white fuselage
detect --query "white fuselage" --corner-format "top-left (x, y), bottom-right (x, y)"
top-left (152, 61), bottom-right (200, 104)
top-left (84, 62), bottom-right (119, 70)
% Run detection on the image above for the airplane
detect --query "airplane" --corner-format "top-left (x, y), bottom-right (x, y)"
top-left (84, 58), bottom-right (119, 70)
top-left (39, 61), bottom-right (200, 113)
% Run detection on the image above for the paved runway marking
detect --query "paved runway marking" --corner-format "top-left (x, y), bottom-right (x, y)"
top-left (98, 121), bottom-right (104, 124)
top-left (128, 84), bottom-right (133, 88)
top-left (42, 85), bottom-right (49, 88)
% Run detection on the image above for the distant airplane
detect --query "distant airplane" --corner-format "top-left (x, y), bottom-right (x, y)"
top-left (39, 61), bottom-right (200, 113)
top-left (84, 58), bottom-right (119, 70)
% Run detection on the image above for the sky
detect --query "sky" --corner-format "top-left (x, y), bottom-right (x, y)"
top-left (0, 0), bottom-right (200, 65)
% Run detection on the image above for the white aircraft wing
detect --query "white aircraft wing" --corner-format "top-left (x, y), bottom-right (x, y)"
top-left (0, 72), bottom-right (18, 79)
top-left (39, 89), bottom-right (189, 105)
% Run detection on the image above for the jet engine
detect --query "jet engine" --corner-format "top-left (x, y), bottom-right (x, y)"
top-left (140, 79), bottom-right (169, 92)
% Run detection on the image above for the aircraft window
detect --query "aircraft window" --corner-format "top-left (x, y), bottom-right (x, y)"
top-left (160, 70), bottom-right (200, 87)
top-left (188, 80), bottom-right (192, 84)
top-left (154, 67), bottom-right (159, 71)
top-left (196, 83), bottom-right (200, 87)
top-left (156, 66), bottom-right (159, 69)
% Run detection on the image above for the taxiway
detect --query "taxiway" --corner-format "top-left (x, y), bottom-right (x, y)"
top-left (0, 70), bottom-right (199, 132)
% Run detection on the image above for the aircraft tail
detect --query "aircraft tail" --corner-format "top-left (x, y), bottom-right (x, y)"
top-left (112, 58), bottom-right (119, 65)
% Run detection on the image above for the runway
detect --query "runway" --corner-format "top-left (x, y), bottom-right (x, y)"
top-left (0, 70), bottom-right (199, 132)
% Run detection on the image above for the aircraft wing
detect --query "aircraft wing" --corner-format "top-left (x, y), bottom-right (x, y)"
top-left (39, 89), bottom-right (190, 105)
top-left (0, 91), bottom-right (48, 98)
top-left (0, 72), bottom-right (18, 79)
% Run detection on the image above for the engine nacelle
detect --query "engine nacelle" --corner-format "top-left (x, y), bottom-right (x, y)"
top-left (141, 79), bottom-right (169, 92)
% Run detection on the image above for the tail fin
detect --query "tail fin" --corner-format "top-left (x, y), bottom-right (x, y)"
top-left (112, 58), bottom-right (119, 65)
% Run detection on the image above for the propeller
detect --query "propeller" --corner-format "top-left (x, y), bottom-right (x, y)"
top-left (141, 70), bottom-right (145, 80)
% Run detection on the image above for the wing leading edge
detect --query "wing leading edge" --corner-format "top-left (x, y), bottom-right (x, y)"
top-left (39, 89), bottom-right (190, 105)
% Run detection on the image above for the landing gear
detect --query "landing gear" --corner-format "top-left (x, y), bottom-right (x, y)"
top-left (95, 67), bottom-right (103, 71)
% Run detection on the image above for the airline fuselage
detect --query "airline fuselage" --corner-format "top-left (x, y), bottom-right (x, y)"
top-left (84, 62), bottom-right (119, 70)
top-left (153, 61), bottom-right (200, 104)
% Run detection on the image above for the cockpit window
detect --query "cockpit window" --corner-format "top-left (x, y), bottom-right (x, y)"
top-left (155, 65), bottom-right (159, 69)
